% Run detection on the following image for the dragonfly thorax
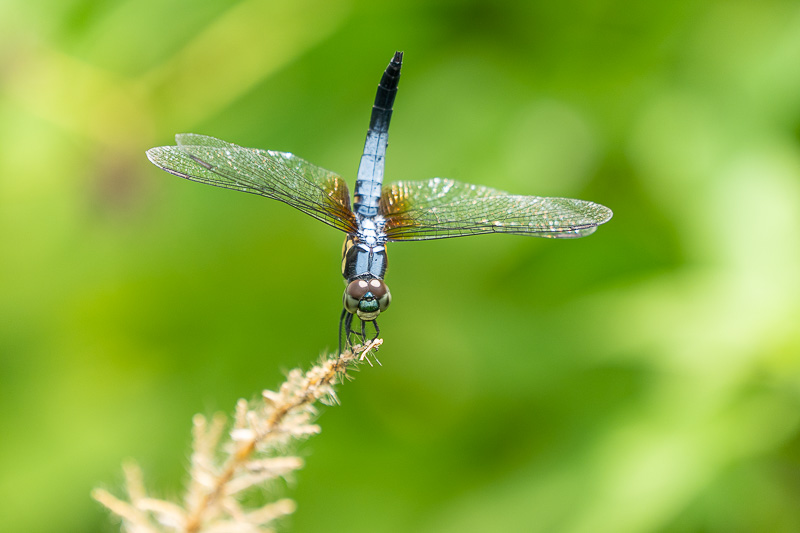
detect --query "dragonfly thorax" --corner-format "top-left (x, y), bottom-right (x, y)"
top-left (342, 221), bottom-right (389, 282)
top-left (341, 238), bottom-right (388, 281)
top-left (341, 230), bottom-right (391, 320)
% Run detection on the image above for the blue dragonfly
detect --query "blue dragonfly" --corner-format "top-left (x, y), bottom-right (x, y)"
top-left (146, 52), bottom-right (612, 352)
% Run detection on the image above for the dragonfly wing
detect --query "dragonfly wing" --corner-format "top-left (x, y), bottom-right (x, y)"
top-left (380, 178), bottom-right (612, 241)
top-left (146, 134), bottom-right (357, 234)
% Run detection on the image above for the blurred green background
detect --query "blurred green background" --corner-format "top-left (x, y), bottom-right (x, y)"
top-left (2, 0), bottom-right (800, 532)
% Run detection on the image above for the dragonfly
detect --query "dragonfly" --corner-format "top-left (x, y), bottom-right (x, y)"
top-left (146, 51), bottom-right (612, 353)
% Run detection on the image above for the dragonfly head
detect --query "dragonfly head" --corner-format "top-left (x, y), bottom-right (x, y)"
top-left (343, 278), bottom-right (391, 320)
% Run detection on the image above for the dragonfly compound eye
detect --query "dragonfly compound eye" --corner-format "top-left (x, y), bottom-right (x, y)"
top-left (343, 278), bottom-right (391, 317)
top-left (344, 279), bottom-right (370, 314)
top-left (368, 279), bottom-right (392, 312)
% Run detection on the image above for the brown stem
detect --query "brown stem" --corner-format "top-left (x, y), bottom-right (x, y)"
top-left (183, 345), bottom-right (370, 533)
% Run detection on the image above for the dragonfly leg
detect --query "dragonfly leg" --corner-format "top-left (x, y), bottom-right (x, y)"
top-left (339, 308), bottom-right (348, 353)
top-left (342, 311), bottom-right (357, 351)
top-left (371, 319), bottom-right (380, 342)
top-left (339, 312), bottom-right (380, 354)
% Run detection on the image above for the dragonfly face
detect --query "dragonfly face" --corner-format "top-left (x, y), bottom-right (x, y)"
top-left (146, 51), bottom-right (613, 353)
top-left (343, 278), bottom-right (392, 319)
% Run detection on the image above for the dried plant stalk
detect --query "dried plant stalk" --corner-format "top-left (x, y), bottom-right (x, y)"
top-left (94, 340), bottom-right (382, 533)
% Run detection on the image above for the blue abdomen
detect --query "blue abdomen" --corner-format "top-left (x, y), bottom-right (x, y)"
top-left (353, 51), bottom-right (403, 218)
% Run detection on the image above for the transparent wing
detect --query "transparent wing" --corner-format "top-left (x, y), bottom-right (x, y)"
top-left (380, 178), bottom-right (613, 241)
top-left (146, 134), bottom-right (357, 234)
